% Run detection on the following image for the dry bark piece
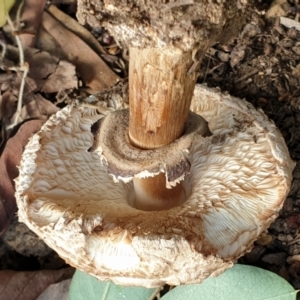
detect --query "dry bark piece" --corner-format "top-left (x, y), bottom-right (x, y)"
top-left (16, 84), bottom-right (294, 287)
top-left (230, 44), bottom-right (247, 68)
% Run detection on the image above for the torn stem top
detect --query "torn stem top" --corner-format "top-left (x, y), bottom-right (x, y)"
top-left (129, 47), bottom-right (197, 149)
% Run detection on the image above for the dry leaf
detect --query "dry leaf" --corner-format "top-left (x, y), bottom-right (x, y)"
top-left (48, 5), bottom-right (106, 56)
top-left (22, 47), bottom-right (77, 92)
top-left (3, 45), bottom-right (77, 93)
top-left (1, 75), bottom-right (58, 128)
top-left (42, 10), bottom-right (119, 92)
top-left (19, 0), bottom-right (47, 47)
top-left (36, 279), bottom-right (71, 300)
top-left (0, 119), bottom-right (44, 236)
top-left (0, 91), bottom-right (17, 125)
top-left (18, 94), bottom-right (59, 123)
top-left (37, 26), bottom-right (68, 60)
top-left (0, 268), bottom-right (75, 300)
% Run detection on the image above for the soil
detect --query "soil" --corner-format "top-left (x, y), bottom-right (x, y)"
top-left (1, 0), bottom-right (300, 296)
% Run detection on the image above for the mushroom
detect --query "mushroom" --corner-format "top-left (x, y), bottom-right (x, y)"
top-left (16, 0), bottom-right (294, 288)
top-left (16, 84), bottom-right (294, 287)
top-left (75, 0), bottom-right (257, 210)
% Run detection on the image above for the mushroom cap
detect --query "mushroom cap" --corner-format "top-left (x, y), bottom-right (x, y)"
top-left (15, 84), bottom-right (294, 288)
top-left (77, 0), bottom-right (252, 51)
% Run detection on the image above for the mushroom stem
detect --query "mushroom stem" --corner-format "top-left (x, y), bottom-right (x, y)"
top-left (128, 47), bottom-right (198, 210)
top-left (133, 174), bottom-right (186, 211)
top-left (129, 47), bottom-right (197, 149)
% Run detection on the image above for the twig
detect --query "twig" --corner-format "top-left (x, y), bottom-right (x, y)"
top-left (13, 63), bottom-right (29, 125)
top-left (201, 56), bottom-right (211, 83)
top-left (6, 15), bottom-right (24, 67)
top-left (0, 40), bottom-right (6, 58)
top-left (149, 286), bottom-right (164, 300)
top-left (234, 69), bottom-right (258, 84)
top-left (163, 0), bottom-right (194, 10)
top-left (5, 1), bottom-right (29, 129)
top-left (295, 0), bottom-right (300, 22)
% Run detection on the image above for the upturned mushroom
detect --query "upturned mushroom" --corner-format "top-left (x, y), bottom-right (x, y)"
top-left (16, 83), bottom-right (294, 287)
top-left (76, 0), bottom-right (257, 210)
top-left (16, 0), bottom-right (294, 288)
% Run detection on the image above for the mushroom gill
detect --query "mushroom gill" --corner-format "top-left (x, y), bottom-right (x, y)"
top-left (15, 84), bottom-right (294, 288)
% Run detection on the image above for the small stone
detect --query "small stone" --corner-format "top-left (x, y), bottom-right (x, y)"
top-left (265, 0), bottom-right (291, 20)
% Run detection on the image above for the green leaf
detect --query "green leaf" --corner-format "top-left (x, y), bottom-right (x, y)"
top-left (161, 264), bottom-right (298, 300)
top-left (0, 0), bottom-right (15, 27)
top-left (69, 265), bottom-right (297, 300)
top-left (69, 270), bottom-right (158, 300)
